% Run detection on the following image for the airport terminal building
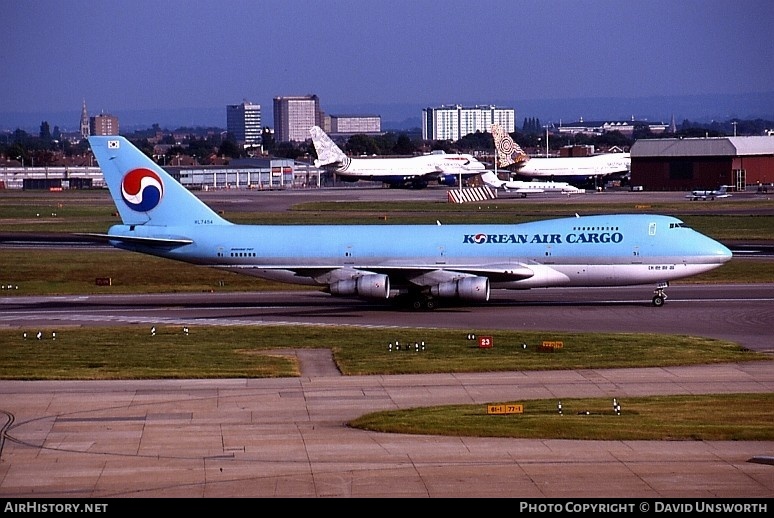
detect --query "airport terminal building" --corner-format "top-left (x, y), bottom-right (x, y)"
top-left (630, 136), bottom-right (774, 191)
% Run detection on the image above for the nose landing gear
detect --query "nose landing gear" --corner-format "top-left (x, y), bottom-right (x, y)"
top-left (652, 282), bottom-right (669, 307)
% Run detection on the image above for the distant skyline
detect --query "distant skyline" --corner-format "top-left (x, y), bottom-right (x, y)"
top-left (3, 0), bottom-right (774, 132)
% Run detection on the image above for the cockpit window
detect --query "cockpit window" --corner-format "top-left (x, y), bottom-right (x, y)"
top-left (669, 222), bottom-right (690, 229)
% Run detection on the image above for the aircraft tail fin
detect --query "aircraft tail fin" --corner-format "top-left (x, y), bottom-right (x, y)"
top-left (88, 136), bottom-right (230, 227)
top-left (310, 126), bottom-right (350, 168)
top-left (491, 124), bottom-right (529, 168)
top-left (479, 171), bottom-right (505, 189)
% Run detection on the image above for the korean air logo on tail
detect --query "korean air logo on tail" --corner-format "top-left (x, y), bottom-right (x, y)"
top-left (121, 168), bottom-right (163, 212)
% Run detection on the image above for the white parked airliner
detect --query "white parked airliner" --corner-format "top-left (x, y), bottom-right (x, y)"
top-left (310, 126), bottom-right (485, 189)
top-left (491, 123), bottom-right (630, 186)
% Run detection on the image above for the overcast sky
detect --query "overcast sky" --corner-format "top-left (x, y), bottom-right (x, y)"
top-left (3, 0), bottom-right (773, 127)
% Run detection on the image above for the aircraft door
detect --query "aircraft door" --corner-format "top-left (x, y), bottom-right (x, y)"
top-left (631, 246), bottom-right (642, 263)
top-left (436, 245), bottom-right (446, 265)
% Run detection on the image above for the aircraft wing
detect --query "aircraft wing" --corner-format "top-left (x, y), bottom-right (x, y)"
top-left (220, 263), bottom-right (535, 287)
top-left (431, 163), bottom-right (481, 177)
top-left (502, 185), bottom-right (545, 194)
top-left (396, 264), bottom-right (536, 284)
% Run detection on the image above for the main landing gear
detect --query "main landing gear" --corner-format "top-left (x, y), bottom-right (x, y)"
top-left (410, 295), bottom-right (437, 311)
top-left (652, 282), bottom-right (669, 307)
top-left (395, 291), bottom-right (439, 311)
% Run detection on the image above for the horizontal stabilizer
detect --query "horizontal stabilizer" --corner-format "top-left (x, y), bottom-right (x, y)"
top-left (77, 233), bottom-right (193, 247)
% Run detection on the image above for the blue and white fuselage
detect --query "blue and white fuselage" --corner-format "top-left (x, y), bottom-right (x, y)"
top-left (89, 136), bottom-right (731, 309)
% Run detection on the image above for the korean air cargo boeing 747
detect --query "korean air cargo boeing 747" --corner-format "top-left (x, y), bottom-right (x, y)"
top-left (87, 136), bottom-right (731, 309)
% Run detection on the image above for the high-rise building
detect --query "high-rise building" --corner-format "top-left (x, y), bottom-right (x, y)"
top-left (330, 115), bottom-right (381, 135)
top-left (79, 100), bottom-right (90, 139)
top-left (90, 112), bottom-right (119, 136)
top-left (226, 101), bottom-right (262, 146)
top-left (273, 95), bottom-right (321, 143)
top-left (422, 105), bottom-right (515, 141)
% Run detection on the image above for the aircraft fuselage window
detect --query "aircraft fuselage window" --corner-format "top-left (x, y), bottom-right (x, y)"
top-left (574, 226), bottom-right (618, 231)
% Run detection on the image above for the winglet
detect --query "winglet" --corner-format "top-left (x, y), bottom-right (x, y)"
top-left (310, 126), bottom-right (350, 168)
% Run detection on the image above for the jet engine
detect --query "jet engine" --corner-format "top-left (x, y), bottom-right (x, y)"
top-left (438, 174), bottom-right (458, 187)
top-left (329, 274), bottom-right (390, 299)
top-left (430, 276), bottom-right (490, 301)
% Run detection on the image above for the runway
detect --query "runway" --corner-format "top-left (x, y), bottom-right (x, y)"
top-left (1, 286), bottom-right (773, 498)
top-left (2, 283), bottom-right (773, 352)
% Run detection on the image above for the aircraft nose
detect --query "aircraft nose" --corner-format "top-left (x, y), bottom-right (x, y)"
top-left (720, 243), bottom-right (733, 262)
top-left (712, 239), bottom-right (733, 263)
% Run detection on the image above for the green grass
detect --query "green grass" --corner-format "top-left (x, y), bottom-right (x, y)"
top-left (0, 248), bottom-right (305, 295)
top-left (1, 325), bottom-right (764, 380)
top-left (349, 393), bottom-right (774, 441)
top-left (2, 325), bottom-right (770, 441)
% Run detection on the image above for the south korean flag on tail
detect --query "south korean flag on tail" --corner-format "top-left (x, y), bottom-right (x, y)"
top-left (107, 140), bottom-right (120, 149)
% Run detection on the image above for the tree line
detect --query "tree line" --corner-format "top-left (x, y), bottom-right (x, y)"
top-left (2, 117), bottom-right (772, 167)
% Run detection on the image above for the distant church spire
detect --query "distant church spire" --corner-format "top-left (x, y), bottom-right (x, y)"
top-left (80, 99), bottom-right (90, 139)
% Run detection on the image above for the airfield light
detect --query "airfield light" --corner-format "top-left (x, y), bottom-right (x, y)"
top-left (557, 401), bottom-right (563, 415)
